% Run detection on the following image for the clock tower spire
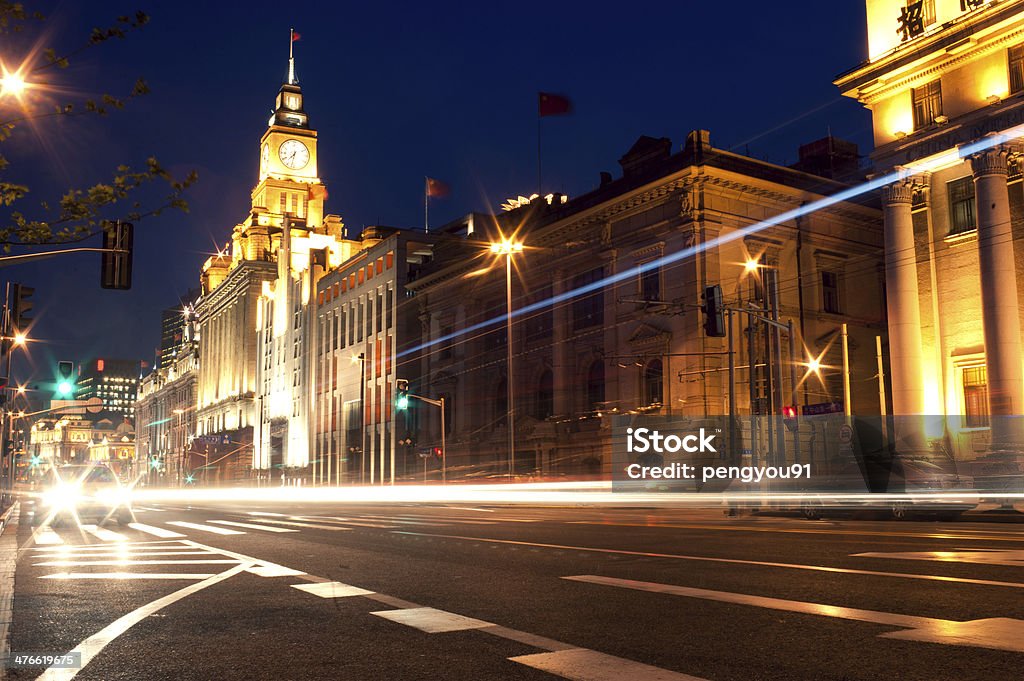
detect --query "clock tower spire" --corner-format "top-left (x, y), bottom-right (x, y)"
top-left (251, 29), bottom-right (324, 229)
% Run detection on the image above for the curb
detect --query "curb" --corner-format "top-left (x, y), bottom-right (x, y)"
top-left (0, 502), bottom-right (16, 537)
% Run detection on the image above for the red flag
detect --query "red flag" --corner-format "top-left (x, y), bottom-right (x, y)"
top-left (539, 92), bottom-right (572, 117)
top-left (292, 31), bottom-right (301, 42)
top-left (309, 184), bottom-right (328, 200)
top-left (426, 177), bottom-right (450, 198)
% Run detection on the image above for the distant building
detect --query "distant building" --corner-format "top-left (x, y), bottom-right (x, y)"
top-left (159, 288), bottom-right (200, 370)
top-left (76, 358), bottom-right (142, 418)
top-left (29, 409), bottom-right (136, 479)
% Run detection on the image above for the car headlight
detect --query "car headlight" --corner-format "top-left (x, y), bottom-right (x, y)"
top-left (95, 488), bottom-right (131, 507)
top-left (42, 483), bottom-right (81, 508)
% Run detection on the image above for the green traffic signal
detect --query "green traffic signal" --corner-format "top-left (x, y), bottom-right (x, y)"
top-left (396, 395), bottom-right (409, 410)
top-left (57, 380), bottom-right (73, 397)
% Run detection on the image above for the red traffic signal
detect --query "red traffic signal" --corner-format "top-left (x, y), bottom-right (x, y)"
top-left (432, 447), bottom-right (443, 458)
top-left (782, 405), bottom-right (798, 432)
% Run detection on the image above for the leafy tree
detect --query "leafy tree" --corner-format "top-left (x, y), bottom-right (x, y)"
top-left (0, 3), bottom-right (196, 250)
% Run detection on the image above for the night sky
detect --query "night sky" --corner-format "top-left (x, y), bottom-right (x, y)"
top-left (2, 0), bottom-right (870, 383)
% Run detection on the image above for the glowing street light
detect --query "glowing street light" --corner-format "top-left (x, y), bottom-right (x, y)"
top-left (0, 68), bottom-right (27, 97)
top-left (744, 259), bottom-right (759, 274)
top-left (13, 332), bottom-right (27, 346)
top-left (489, 236), bottom-right (524, 479)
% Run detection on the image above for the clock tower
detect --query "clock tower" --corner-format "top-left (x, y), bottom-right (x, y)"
top-left (251, 31), bottom-right (325, 230)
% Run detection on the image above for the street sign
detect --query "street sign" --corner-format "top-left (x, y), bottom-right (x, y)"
top-left (416, 447), bottom-right (432, 459)
top-left (801, 401), bottom-right (844, 416)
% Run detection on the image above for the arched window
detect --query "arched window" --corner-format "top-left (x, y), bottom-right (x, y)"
top-left (536, 370), bottom-right (554, 420)
top-left (644, 359), bottom-right (663, 407)
top-left (587, 361), bottom-right (605, 409)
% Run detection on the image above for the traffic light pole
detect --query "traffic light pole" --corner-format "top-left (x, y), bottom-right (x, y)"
top-left (0, 246), bottom-right (127, 267)
top-left (406, 392), bottom-right (445, 484)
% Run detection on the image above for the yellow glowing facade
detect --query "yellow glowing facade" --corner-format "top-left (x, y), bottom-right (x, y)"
top-left (838, 0), bottom-right (1024, 457)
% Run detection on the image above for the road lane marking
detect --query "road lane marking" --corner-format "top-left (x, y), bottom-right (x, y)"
top-left (34, 559), bottom-right (240, 567)
top-left (33, 540), bottom-right (184, 551)
top-left (238, 518), bottom-right (351, 531)
top-left (244, 511), bottom-right (288, 517)
top-left (853, 549), bottom-right (1024, 567)
top-left (208, 520), bottom-right (299, 533)
top-left (246, 565), bottom-right (306, 577)
top-left (40, 572), bottom-right (218, 580)
top-left (166, 521), bottom-right (244, 535)
top-left (127, 523), bottom-right (185, 538)
top-left (391, 531), bottom-right (1024, 589)
top-left (566, 521), bottom-right (1024, 543)
top-left (563, 575), bottom-right (1024, 653)
top-left (371, 607), bottom-right (493, 633)
top-left (36, 562), bottom-right (250, 681)
top-left (178, 539), bottom-right (308, 579)
top-left (32, 527), bottom-right (64, 545)
top-left (291, 581), bottom-right (374, 598)
top-left (293, 516), bottom-right (399, 529)
top-left (80, 525), bottom-right (127, 542)
top-left (510, 648), bottom-right (708, 681)
top-left (33, 550), bottom-right (213, 558)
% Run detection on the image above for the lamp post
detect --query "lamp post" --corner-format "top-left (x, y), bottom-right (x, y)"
top-left (489, 238), bottom-right (523, 479)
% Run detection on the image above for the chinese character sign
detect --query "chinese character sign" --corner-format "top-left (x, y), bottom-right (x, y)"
top-left (898, 1), bottom-right (925, 42)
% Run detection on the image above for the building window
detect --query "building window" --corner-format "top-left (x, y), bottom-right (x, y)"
top-left (963, 366), bottom-right (989, 428)
top-left (524, 285), bottom-right (553, 343)
top-left (1011, 45), bottom-right (1024, 95)
top-left (535, 370), bottom-right (553, 420)
top-left (821, 270), bottom-right (841, 314)
top-left (912, 80), bottom-right (942, 130)
top-left (587, 361), bottom-right (605, 410)
top-left (640, 261), bottom-right (661, 301)
top-left (643, 359), bottom-right (663, 408)
top-left (947, 176), bottom-right (977, 235)
top-left (572, 267), bottom-right (605, 330)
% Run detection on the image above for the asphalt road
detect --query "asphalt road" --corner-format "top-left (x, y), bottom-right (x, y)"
top-left (2, 500), bottom-right (1024, 680)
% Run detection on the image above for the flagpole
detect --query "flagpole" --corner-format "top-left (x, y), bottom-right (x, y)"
top-left (424, 177), bottom-right (429, 233)
top-left (537, 113), bottom-right (542, 195)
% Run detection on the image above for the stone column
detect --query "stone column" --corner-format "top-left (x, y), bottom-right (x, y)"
top-left (882, 180), bottom-right (927, 419)
top-left (552, 269), bottom-right (571, 418)
top-left (970, 149), bottom-right (1024, 446)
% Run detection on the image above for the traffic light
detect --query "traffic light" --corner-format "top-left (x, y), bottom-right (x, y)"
top-left (702, 284), bottom-right (726, 338)
top-left (396, 378), bottom-right (409, 410)
top-left (56, 360), bottom-right (75, 398)
top-left (100, 221), bottom-right (134, 290)
top-left (782, 405), bottom-right (798, 432)
top-left (432, 446), bottom-right (443, 458)
top-left (12, 283), bottom-right (34, 330)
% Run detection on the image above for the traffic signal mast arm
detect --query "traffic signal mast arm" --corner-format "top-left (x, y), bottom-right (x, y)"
top-left (0, 246), bottom-right (128, 267)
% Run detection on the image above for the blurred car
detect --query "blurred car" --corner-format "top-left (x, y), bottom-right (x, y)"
top-left (30, 464), bottom-right (133, 526)
top-left (799, 456), bottom-right (975, 520)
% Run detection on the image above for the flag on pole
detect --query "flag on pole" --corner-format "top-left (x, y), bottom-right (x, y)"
top-left (426, 177), bottom-right (450, 198)
top-left (309, 184), bottom-right (328, 201)
top-left (538, 92), bottom-right (572, 117)
top-left (291, 30), bottom-right (302, 42)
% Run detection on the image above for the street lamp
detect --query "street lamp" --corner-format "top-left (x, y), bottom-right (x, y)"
top-left (0, 68), bottom-right (27, 97)
top-left (12, 332), bottom-right (27, 346)
top-left (489, 237), bottom-right (523, 479)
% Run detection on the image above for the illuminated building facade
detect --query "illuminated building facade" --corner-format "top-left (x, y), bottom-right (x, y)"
top-left (837, 0), bottom-right (1024, 458)
top-left (412, 132), bottom-right (886, 476)
top-left (159, 289), bottom-right (200, 370)
top-left (310, 227), bottom-right (436, 485)
top-left (194, 47), bottom-right (342, 481)
top-left (75, 358), bottom-right (142, 418)
top-left (29, 410), bottom-right (136, 478)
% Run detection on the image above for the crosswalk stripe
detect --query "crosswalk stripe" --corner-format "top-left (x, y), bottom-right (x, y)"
top-left (167, 521), bottom-right (244, 535)
top-left (32, 527), bottom-right (64, 545)
top-left (33, 559), bottom-right (240, 567)
top-left (298, 517), bottom-right (398, 529)
top-left (209, 520), bottom-right (298, 533)
top-left (510, 649), bottom-right (707, 681)
top-left (371, 607), bottom-right (493, 633)
top-left (127, 523), bottom-right (186, 538)
top-left (245, 511), bottom-right (288, 517)
top-left (81, 525), bottom-right (128, 542)
top-left (241, 519), bottom-right (351, 531)
top-left (291, 581), bottom-right (374, 598)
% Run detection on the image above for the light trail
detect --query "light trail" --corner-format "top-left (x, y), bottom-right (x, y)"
top-left (399, 123), bottom-right (1024, 360)
top-left (126, 481), bottom-right (999, 506)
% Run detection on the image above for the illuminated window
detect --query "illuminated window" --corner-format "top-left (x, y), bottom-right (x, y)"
top-left (279, 192), bottom-right (287, 214)
top-left (963, 366), bottom-right (989, 428)
top-left (947, 176), bottom-right (976, 235)
top-left (912, 80), bottom-right (942, 130)
top-left (1010, 45), bottom-right (1024, 94)
top-left (821, 271), bottom-right (842, 314)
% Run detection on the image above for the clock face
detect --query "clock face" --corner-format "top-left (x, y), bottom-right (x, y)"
top-left (279, 139), bottom-right (309, 170)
